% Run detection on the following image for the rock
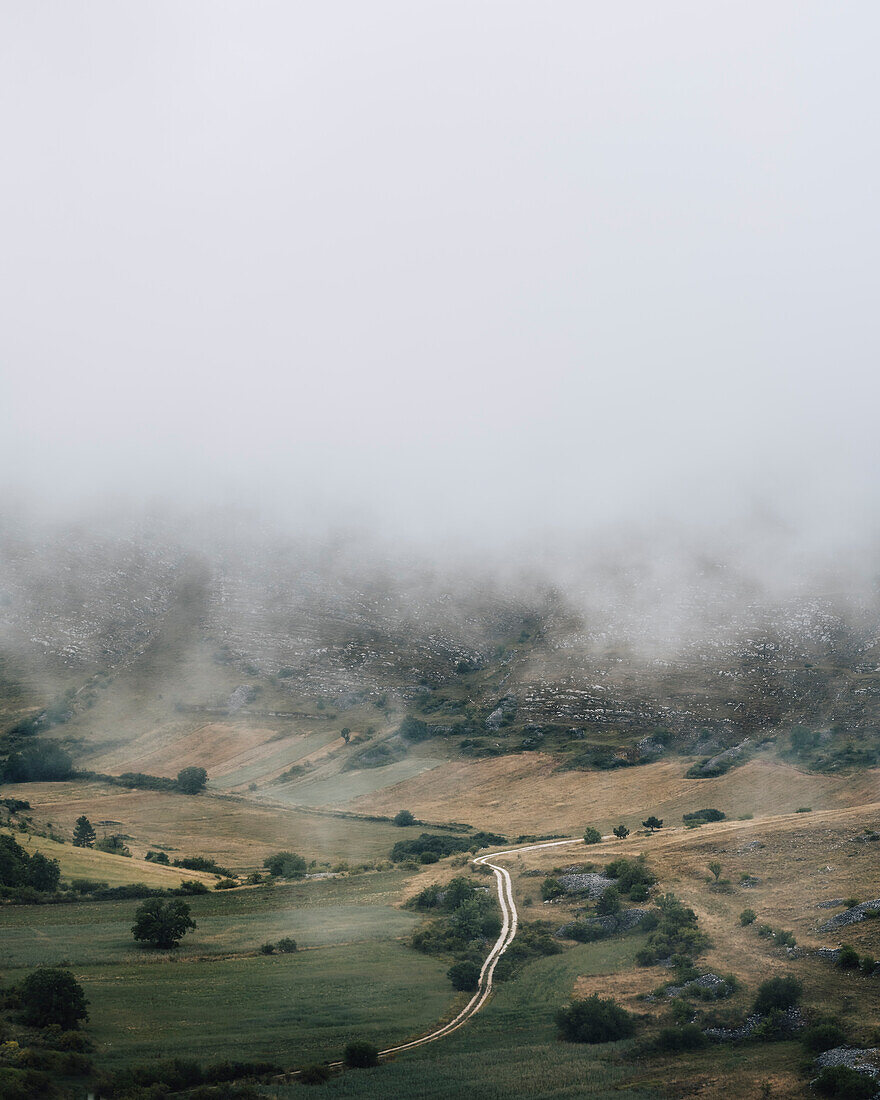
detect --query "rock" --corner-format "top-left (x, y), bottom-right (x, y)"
top-left (816, 898), bottom-right (847, 909)
top-left (820, 899), bottom-right (880, 932)
top-left (815, 1047), bottom-right (880, 1082)
top-left (558, 873), bottom-right (615, 898)
top-left (227, 684), bottom-right (257, 712)
top-left (665, 972), bottom-right (729, 999)
top-left (485, 694), bottom-right (517, 730)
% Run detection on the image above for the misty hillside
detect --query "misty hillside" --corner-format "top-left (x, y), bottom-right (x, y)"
top-left (2, 519), bottom-right (879, 777)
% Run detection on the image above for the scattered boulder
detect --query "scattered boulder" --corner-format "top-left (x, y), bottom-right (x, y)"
top-left (817, 898), bottom-right (848, 909)
top-left (227, 684), bottom-right (257, 713)
top-left (665, 973), bottom-right (730, 999)
top-left (556, 908), bottom-right (648, 938)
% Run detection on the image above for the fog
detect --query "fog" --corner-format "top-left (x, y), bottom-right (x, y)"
top-left (2, 2), bottom-right (879, 564)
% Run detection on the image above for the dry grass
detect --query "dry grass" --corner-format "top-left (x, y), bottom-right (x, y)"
top-left (2, 780), bottom-right (422, 867)
top-left (350, 753), bottom-right (880, 836)
top-left (500, 803), bottom-right (880, 1098)
top-left (1, 829), bottom-right (218, 887)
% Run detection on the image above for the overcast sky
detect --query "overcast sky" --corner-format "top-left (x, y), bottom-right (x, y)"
top-left (2, 2), bottom-right (878, 550)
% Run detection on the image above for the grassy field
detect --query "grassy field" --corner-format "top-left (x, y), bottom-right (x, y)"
top-left (274, 937), bottom-right (659, 1099)
top-left (0, 871), bottom-right (421, 968)
top-left (1, 870), bottom-right (455, 1071)
top-left (82, 942), bottom-right (451, 1069)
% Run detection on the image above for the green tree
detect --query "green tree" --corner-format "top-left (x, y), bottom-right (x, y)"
top-left (27, 852), bottom-right (60, 892)
top-left (263, 851), bottom-right (307, 878)
top-left (18, 967), bottom-right (88, 1029)
top-left (613, 825), bottom-right (630, 839)
top-left (72, 815), bottom-right (96, 848)
top-left (132, 898), bottom-right (196, 948)
top-left (392, 810), bottom-right (415, 826)
top-left (642, 816), bottom-right (663, 833)
top-left (708, 861), bottom-right (722, 882)
top-left (176, 766), bottom-right (208, 794)
top-left (341, 728), bottom-right (351, 743)
top-left (583, 827), bottom-right (602, 845)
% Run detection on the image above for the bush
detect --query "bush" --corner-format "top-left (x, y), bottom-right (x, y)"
top-left (802, 1022), bottom-right (847, 1053)
top-left (277, 937), bottom-right (298, 953)
top-left (173, 856), bottom-right (234, 876)
top-left (654, 1023), bottom-right (707, 1051)
top-left (752, 975), bottom-right (802, 1015)
top-left (604, 857), bottom-right (656, 893)
top-left (176, 766), bottom-right (208, 794)
top-left (392, 810), bottom-right (415, 827)
top-left (541, 877), bottom-right (564, 901)
top-left (629, 882), bottom-right (650, 902)
top-left (419, 851), bottom-right (439, 864)
top-left (814, 1065), bottom-right (876, 1099)
top-left (18, 967), bottom-right (88, 1029)
top-left (447, 959), bottom-right (481, 992)
top-left (259, 942), bottom-right (275, 955)
top-left (343, 1041), bottom-right (380, 1068)
top-left (299, 1063), bottom-right (332, 1084)
top-left (837, 944), bottom-right (861, 970)
top-left (739, 908), bottom-right (757, 926)
top-left (556, 995), bottom-right (636, 1044)
top-left (596, 886), bottom-right (621, 916)
top-left (682, 808), bottom-right (725, 823)
top-left (263, 852), bottom-right (307, 878)
top-left (583, 827), bottom-right (602, 845)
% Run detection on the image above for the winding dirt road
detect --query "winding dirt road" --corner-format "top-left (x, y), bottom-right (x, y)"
top-left (378, 835), bottom-right (586, 1058)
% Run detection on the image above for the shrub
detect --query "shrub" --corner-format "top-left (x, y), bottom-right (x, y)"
top-left (802, 1022), bottom-right (847, 1053)
top-left (629, 882), bottom-right (649, 902)
top-left (177, 880), bottom-right (209, 895)
top-left (392, 810), bottom-right (415, 827)
top-left (419, 851), bottom-right (439, 864)
top-left (259, 942), bottom-right (275, 955)
top-left (541, 877), bottom-right (564, 901)
top-left (583, 827), bottom-right (602, 845)
top-left (654, 1023), bottom-right (707, 1051)
top-left (566, 922), bottom-right (607, 943)
top-left (145, 850), bottom-right (170, 864)
top-left (173, 856), bottom-right (234, 876)
top-left (343, 1041), bottom-right (379, 1068)
top-left (262, 852), bottom-right (307, 878)
top-left (596, 886), bottom-right (621, 916)
top-left (447, 960), bottom-right (481, 992)
top-left (838, 944), bottom-right (861, 969)
top-left (613, 825), bottom-right (630, 839)
top-left (604, 857), bottom-right (656, 893)
top-left (752, 975), bottom-right (802, 1015)
top-left (277, 937), bottom-right (298, 953)
top-left (814, 1065), bottom-right (876, 1099)
top-left (682, 808), bottom-right (725, 824)
top-left (177, 766), bottom-right (208, 794)
top-left (299, 1063), bottom-right (331, 1084)
top-left (739, 908), bottom-right (757, 926)
top-left (556, 995), bottom-right (636, 1044)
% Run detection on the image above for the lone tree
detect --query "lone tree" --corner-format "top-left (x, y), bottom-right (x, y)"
top-left (596, 886), bottom-right (622, 916)
top-left (708, 861), bottom-right (722, 882)
top-left (18, 967), bottom-right (88, 1029)
top-left (583, 827), bottom-right (602, 845)
top-left (642, 816), bottom-right (663, 833)
top-left (613, 825), bottom-right (630, 840)
top-left (392, 810), bottom-right (415, 827)
top-left (132, 898), bottom-right (196, 948)
top-left (176, 766), bottom-right (208, 795)
top-left (72, 815), bottom-right (96, 848)
top-left (341, 728), bottom-right (351, 744)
